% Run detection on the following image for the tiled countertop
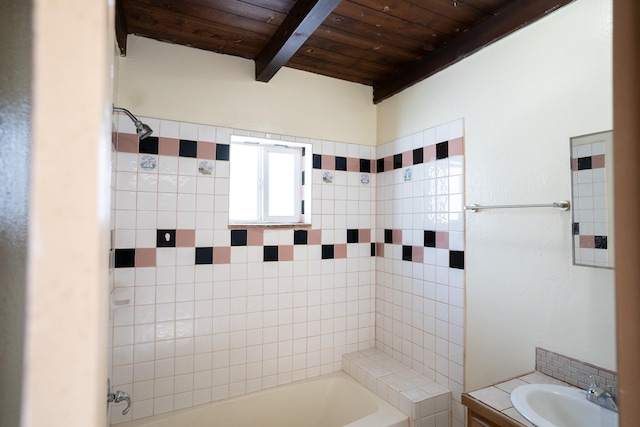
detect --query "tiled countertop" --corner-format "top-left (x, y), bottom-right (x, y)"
top-left (462, 371), bottom-right (572, 427)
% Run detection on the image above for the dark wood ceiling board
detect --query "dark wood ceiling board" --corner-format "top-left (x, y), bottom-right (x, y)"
top-left (402, 0), bottom-right (493, 25)
top-left (239, 0), bottom-right (296, 15)
top-left (165, 0), bottom-right (291, 28)
top-left (455, 0), bottom-right (515, 14)
top-left (255, 0), bottom-right (342, 82)
top-left (373, 0), bottom-right (575, 103)
top-left (286, 55), bottom-right (376, 85)
top-left (115, 0), bottom-right (129, 55)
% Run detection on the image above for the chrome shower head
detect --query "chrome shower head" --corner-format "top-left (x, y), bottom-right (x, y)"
top-left (113, 106), bottom-right (153, 139)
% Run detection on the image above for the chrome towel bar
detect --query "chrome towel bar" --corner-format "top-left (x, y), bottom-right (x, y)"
top-left (464, 200), bottom-right (570, 212)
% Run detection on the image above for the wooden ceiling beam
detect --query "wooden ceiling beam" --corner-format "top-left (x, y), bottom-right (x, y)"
top-left (255, 0), bottom-right (341, 82)
top-left (372, 0), bottom-right (575, 104)
top-left (115, 0), bottom-right (128, 55)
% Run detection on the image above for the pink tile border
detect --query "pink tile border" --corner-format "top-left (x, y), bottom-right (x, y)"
top-left (197, 141), bottom-right (217, 160)
top-left (412, 246), bottom-right (424, 263)
top-left (376, 243), bottom-right (385, 257)
top-left (176, 229), bottom-right (196, 247)
top-left (279, 245), bottom-right (294, 261)
top-left (135, 248), bottom-right (156, 267)
top-left (436, 231), bottom-right (449, 249)
top-left (213, 247), bottom-right (231, 264)
top-left (424, 145), bottom-right (437, 163)
top-left (580, 235), bottom-right (595, 248)
top-left (392, 229), bottom-right (402, 245)
top-left (347, 158), bottom-right (359, 172)
top-left (322, 155), bottom-right (335, 170)
top-left (247, 229), bottom-right (264, 246)
top-left (334, 244), bottom-right (347, 259)
top-left (308, 230), bottom-right (322, 245)
top-left (159, 138), bottom-right (179, 156)
top-left (360, 229), bottom-right (371, 243)
top-left (449, 137), bottom-right (464, 156)
top-left (402, 151), bottom-right (412, 167)
top-left (591, 154), bottom-right (605, 169)
top-left (117, 133), bottom-right (139, 153)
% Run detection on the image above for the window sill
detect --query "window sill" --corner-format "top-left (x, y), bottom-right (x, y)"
top-left (228, 223), bottom-right (312, 230)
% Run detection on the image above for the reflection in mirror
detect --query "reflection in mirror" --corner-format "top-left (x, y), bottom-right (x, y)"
top-left (570, 130), bottom-right (614, 268)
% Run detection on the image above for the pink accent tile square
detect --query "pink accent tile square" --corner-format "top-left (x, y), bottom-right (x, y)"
top-left (384, 156), bottom-right (393, 172)
top-left (159, 138), bottom-right (179, 156)
top-left (571, 158), bottom-right (579, 171)
top-left (436, 231), bottom-right (449, 249)
top-left (247, 229), bottom-right (264, 246)
top-left (412, 246), bottom-right (424, 263)
top-left (449, 137), bottom-right (464, 156)
top-left (402, 151), bottom-right (412, 167)
top-left (308, 230), bottom-right (322, 245)
top-left (376, 243), bottom-right (385, 257)
top-left (117, 133), bottom-right (139, 153)
top-left (334, 244), bottom-right (347, 259)
top-left (279, 245), bottom-right (294, 261)
top-left (322, 155), bottom-right (335, 170)
top-left (135, 248), bottom-right (157, 267)
top-left (360, 229), bottom-right (371, 243)
top-left (424, 145), bottom-right (437, 163)
top-left (392, 229), bottom-right (402, 245)
top-left (213, 247), bottom-right (231, 264)
top-left (580, 235), bottom-right (595, 248)
top-left (176, 229), bottom-right (196, 247)
top-left (197, 142), bottom-right (217, 160)
top-left (592, 154), bottom-right (605, 169)
top-left (371, 160), bottom-right (377, 173)
top-left (347, 157), bottom-right (359, 172)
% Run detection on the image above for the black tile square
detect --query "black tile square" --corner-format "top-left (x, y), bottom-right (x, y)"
top-left (231, 229), bottom-right (247, 246)
top-left (114, 249), bottom-right (135, 268)
top-left (436, 141), bottom-right (449, 160)
top-left (301, 170), bottom-right (305, 186)
top-left (195, 247), bottom-right (213, 264)
top-left (573, 223), bottom-right (580, 235)
top-left (302, 147), bottom-right (306, 157)
top-left (595, 236), bottom-right (608, 249)
top-left (179, 139), bottom-right (198, 158)
top-left (424, 230), bottom-right (436, 247)
top-left (139, 137), bottom-right (159, 154)
top-left (347, 229), bottom-right (359, 243)
top-left (294, 230), bottom-right (308, 245)
top-left (577, 157), bottom-right (592, 170)
top-left (413, 148), bottom-right (424, 165)
top-left (216, 144), bottom-right (230, 161)
top-left (360, 159), bottom-right (371, 173)
top-left (335, 156), bottom-right (347, 171)
top-left (301, 200), bottom-right (305, 215)
top-left (402, 245), bottom-right (413, 262)
top-left (393, 153), bottom-right (402, 169)
top-left (157, 229), bottom-right (176, 247)
top-left (377, 158), bottom-right (385, 173)
top-left (264, 246), bottom-right (279, 262)
top-left (371, 242), bottom-right (376, 257)
top-left (449, 250), bottom-right (465, 269)
top-left (384, 229), bottom-right (393, 244)
top-left (313, 154), bottom-right (322, 169)
top-left (321, 244), bottom-right (334, 259)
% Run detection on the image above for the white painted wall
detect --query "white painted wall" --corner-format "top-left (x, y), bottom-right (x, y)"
top-left (116, 36), bottom-right (376, 146)
top-left (377, 0), bottom-right (615, 391)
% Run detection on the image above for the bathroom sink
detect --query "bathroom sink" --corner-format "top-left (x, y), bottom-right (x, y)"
top-left (510, 384), bottom-right (618, 427)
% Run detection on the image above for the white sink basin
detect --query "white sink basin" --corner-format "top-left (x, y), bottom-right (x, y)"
top-left (510, 384), bottom-right (618, 427)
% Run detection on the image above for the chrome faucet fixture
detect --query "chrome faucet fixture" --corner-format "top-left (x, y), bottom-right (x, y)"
top-left (585, 375), bottom-right (618, 412)
top-left (107, 389), bottom-right (132, 415)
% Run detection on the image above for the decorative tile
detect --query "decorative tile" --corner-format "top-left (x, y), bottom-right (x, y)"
top-left (322, 171), bottom-right (334, 184)
top-left (198, 161), bottom-right (213, 176)
top-left (139, 155), bottom-right (157, 171)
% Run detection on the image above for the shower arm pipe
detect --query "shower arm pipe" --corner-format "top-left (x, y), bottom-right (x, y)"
top-left (113, 106), bottom-right (153, 139)
top-left (464, 200), bottom-right (570, 212)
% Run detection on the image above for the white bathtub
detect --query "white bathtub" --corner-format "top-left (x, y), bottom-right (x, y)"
top-left (114, 371), bottom-right (408, 427)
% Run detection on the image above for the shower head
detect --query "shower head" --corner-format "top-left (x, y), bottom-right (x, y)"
top-left (113, 106), bottom-right (153, 139)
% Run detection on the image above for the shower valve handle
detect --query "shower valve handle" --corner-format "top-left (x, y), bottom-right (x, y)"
top-left (107, 390), bottom-right (131, 415)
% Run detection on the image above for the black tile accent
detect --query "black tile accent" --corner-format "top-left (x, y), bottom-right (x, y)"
top-left (346, 229), bottom-right (359, 243)
top-left (449, 250), bottom-right (465, 269)
top-left (302, 147), bottom-right (306, 157)
top-left (384, 229), bottom-right (393, 244)
top-left (413, 148), bottom-right (424, 165)
top-left (313, 154), bottom-right (322, 169)
top-left (263, 245), bottom-right (279, 262)
top-left (294, 230), bottom-right (308, 245)
top-left (424, 230), bottom-right (436, 248)
top-left (595, 236), bottom-right (608, 249)
top-left (321, 244), bottom-right (334, 259)
top-left (195, 247), bottom-right (213, 264)
top-left (577, 157), bottom-right (592, 170)
top-left (436, 141), bottom-right (449, 160)
top-left (360, 159), bottom-right (371, 173)
top-left (157, 229), bottom-right (176, 247)
top-left (402, 245), bottom-right (413, 262)
top-left (301, 170), bottom-right (305, 186)
top-left (301, 200), bottom-right (305, 215)
top-left (573, 223), bottom-right (580, 235)
top-left (393, 153), bottom-right (402, 169)
top-left (179, 139), bottom-right (197, 158)
top-left (139, 137), bottom-right (159, 154)
top-left (231, 229), bottom-right (247, 246)
top-left (376, 158), bottom-right (385, 173)
top-left (371, 243), bottom-right (376, 257)
top-left (216, 143), bottom-right (230, 161)
top-left (335, 156), bottom-right (347, 171)
top-left (114, 249), bottom-right (135, 268)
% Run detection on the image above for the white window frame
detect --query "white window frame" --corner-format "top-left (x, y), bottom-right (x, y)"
top-left (229, 135), bottom-right (312, 226)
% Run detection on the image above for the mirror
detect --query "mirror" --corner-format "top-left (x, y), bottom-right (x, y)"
top-left (570, 130), bottom-right (614, 268)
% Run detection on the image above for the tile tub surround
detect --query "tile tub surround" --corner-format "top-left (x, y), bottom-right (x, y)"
top-left (110, 116), bottom-right (378, 423)
top-left (343, 349), bottom-right (450, 427)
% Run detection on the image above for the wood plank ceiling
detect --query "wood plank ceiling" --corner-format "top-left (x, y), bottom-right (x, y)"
top-left (115, 0), bottom-right (574, 104)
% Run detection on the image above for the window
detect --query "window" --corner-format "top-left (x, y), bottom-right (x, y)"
top-left (229, 136), bottom-right (312, 225)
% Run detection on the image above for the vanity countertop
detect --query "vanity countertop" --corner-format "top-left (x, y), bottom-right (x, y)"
top-left (462, 371), bottom-right (571, 427)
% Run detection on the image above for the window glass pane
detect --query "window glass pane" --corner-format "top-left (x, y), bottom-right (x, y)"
top-left (229, 144), bottom-right (259, 221)
top-left (267, 151), bottom-right (295, 217)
